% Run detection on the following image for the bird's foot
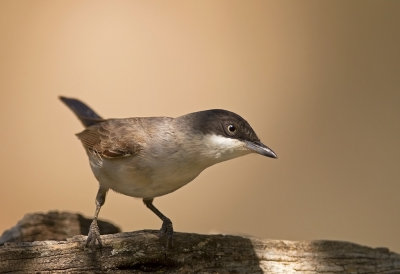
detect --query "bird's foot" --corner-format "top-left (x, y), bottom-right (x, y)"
top-left (85, 219), bottom-right (102, 248)
top-left (159, 217), bottom-right (173, 248)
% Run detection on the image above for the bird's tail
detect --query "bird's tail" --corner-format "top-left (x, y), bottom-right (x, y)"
top-left (59, 96), bottom-right (104, 127)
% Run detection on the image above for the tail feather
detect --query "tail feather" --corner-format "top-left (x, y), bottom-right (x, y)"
top-left (59, 96), bottom-right (104, 127)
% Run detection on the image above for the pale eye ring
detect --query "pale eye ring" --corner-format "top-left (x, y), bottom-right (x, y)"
top-left (227, 124), bottom-right (236, 133)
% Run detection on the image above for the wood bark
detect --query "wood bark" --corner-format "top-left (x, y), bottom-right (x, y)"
top-left (0, 211), bottom-right (120, 244)
top-left (1, 212), bottom-right (399, 273)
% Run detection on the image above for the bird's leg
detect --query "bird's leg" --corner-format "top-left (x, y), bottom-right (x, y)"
top-left (143, 198), bottom-right (173, 248)
top-left (86, 187), bottom-right (108, 248)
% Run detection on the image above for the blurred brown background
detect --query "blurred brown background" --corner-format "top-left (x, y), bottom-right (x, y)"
top-left (1, 1), bottom-right (399, 252)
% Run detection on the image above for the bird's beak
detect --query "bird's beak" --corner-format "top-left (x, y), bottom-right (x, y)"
top-left (245, 141), bottom-right (277, 159)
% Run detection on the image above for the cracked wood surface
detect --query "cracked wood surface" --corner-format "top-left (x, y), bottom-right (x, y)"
top-left (1, 231), bottom-right (400, 273)
top-left (1, 212), bottom-right (399, 273)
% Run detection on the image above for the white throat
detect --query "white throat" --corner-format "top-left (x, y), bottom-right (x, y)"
top-left (201, 134), bottom-right (250, 162)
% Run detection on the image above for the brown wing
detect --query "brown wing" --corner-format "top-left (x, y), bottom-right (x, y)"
top-left (76, 118), bottom-right (144, 159)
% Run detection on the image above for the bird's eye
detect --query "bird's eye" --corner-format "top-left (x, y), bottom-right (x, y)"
top-left (227, 124), bottom-right (236, 133)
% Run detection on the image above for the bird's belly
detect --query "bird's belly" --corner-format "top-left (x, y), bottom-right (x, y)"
top-left (89, 157), bottom-right (203, 199)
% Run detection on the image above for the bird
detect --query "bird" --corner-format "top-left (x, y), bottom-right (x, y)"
top-left (59, 96), bottom-right (277, 248)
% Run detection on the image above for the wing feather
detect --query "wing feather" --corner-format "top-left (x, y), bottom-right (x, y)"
top-left (76, 119), bottom-right (143, 159)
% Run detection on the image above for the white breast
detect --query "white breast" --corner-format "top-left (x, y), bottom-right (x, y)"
top-left (87, 134), bottom-right (251, 199)
top-left (88, 151), bottom-right (204, 199)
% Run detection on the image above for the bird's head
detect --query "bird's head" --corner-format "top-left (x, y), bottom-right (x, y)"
top-left (178, 109), bottom-right (277, 163)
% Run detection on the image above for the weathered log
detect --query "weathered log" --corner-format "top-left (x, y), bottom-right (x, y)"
top-left (1, 212), bottom-right (399, 273)
top-left (0, 211), bottom-right (120, 244)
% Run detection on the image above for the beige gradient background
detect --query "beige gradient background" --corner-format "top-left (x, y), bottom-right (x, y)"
top-left (1, 1), bottom-right (399, 252)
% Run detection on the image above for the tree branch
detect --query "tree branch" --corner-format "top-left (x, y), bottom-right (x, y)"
top-left (1, 212), bottom-right (399, 273)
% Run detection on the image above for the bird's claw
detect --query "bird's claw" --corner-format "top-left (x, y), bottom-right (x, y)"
top-left (159, 218), bottom-right (173, 248)
top-left (86, 219), bottom-right (102, 248)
